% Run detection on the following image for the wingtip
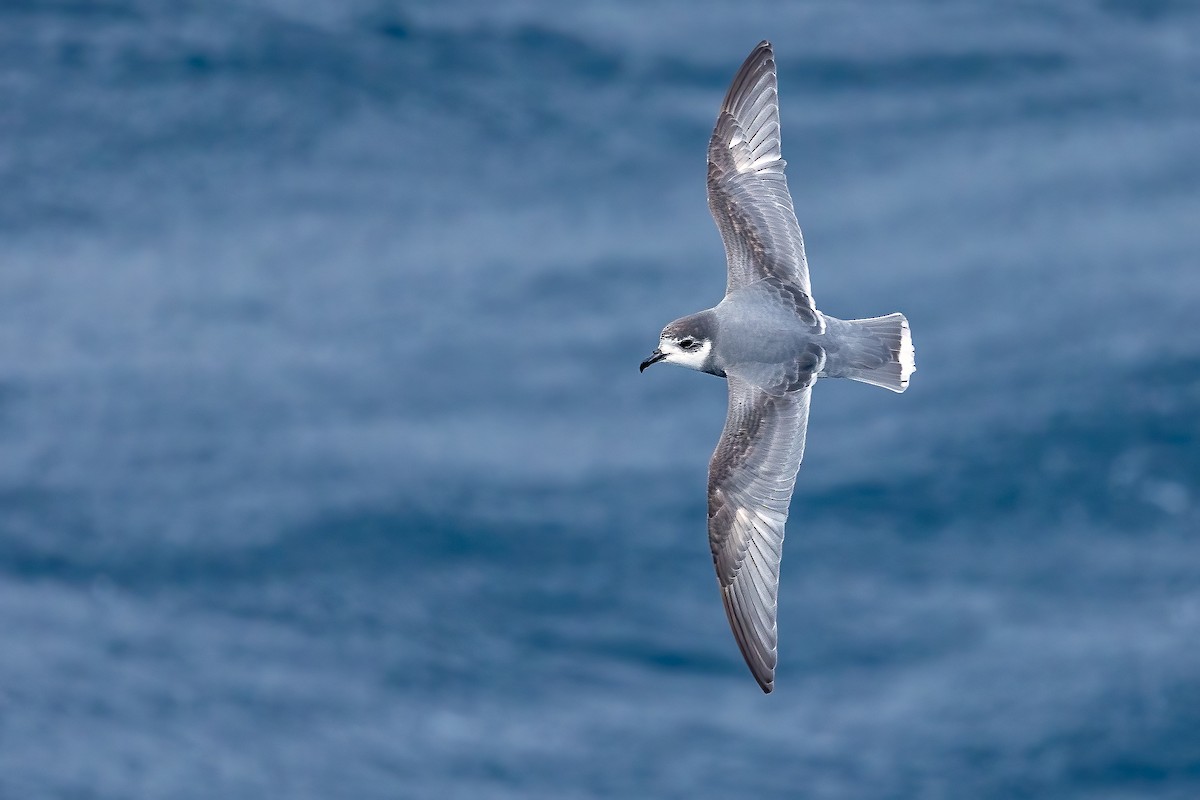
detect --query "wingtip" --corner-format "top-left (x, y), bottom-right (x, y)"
top-left (752, 658), bottom-right (775, 693)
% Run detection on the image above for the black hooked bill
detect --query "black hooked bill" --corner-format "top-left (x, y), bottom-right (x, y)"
top-left (639, 349), bottom-right (666, 372)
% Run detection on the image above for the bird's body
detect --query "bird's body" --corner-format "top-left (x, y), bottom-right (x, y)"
top-left (640, 41), bottom-right (915, 692)
top-left (681, 280), bottom-right (909, 390)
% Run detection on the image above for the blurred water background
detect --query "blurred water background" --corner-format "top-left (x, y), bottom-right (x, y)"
top-left (2, 1), bottom-right (1199, 797)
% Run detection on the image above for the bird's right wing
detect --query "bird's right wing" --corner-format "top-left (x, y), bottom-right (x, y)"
top-left (707, 41), bottom-right (812, 299)
top-left (707, 374), bottom-right (812, 693)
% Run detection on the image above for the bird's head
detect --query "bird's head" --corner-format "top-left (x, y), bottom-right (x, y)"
top-left (640, 312), bottom-right (716, 373)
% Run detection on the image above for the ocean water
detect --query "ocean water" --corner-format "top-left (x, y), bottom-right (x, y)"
top-left (2, 1), bottom-right (1199, 797)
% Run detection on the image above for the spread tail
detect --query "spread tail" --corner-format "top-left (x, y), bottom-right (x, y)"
top-left (840, 313), bottom-right (915, 393)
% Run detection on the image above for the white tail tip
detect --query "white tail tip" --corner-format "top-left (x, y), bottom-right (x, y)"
top-left (899, 317), bottom-right (916, 388)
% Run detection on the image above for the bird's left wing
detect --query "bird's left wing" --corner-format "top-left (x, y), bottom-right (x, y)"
top-left (707, 374), bottom-right (812, 693)
top-left (707, 41), bottom-right (811, 299)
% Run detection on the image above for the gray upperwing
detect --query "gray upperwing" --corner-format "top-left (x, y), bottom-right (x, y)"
top-left (707, 374), bottom-right (813, 693)
top-left (707, 40), bottom-right (811, 299)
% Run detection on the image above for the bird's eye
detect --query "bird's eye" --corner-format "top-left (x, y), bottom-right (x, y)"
top-left (680, 338), bottom-right (696, 349)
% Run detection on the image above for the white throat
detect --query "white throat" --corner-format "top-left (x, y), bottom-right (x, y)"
top-left (662, 339), bottom-right (712, 371)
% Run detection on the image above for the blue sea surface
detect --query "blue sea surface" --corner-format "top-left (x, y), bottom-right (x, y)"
top-left (2, 1), bottom-right (1199, 797)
